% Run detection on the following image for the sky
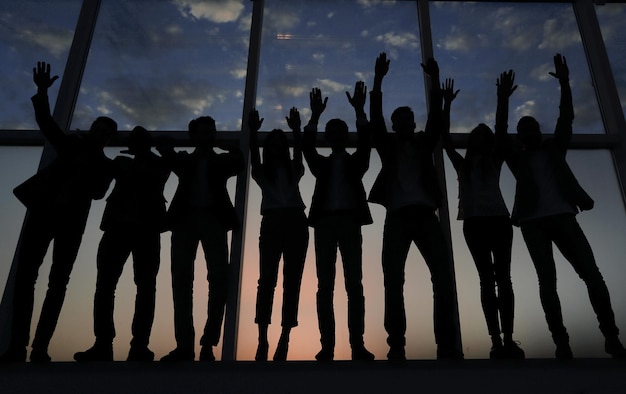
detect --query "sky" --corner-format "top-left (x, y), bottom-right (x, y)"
top-left (0, 0), bottom-right (626, 362)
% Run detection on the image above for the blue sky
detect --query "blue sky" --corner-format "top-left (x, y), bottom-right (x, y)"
top-left (1, 0), bottom-right (626, 361)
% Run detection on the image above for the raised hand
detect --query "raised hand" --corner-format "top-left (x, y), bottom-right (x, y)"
top-left (248, 109), bottom-right (263, 133)
top-left (33, 61), bottom-right (59, 90)
top-left (309, 88), bottom-right (328, 118)
top-left (286, 107), bottom-right (301, 131)
top-left (549, 53), bottom-right (569, 82)
top-left (442, 78), bottom-right (460, 104)
top-left (496, 70), bottom-right (518, 99)
top-left (375, 52), bottom-right (390, 79)
top-left (421, 58), bottom-right (440, 80)
top-left (346, 81), bottom-right (367, 113)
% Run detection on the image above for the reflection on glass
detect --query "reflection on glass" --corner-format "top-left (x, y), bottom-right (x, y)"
top-left (431, 1), bottom-right (605, 134)
top-left (0, 0), bottom-right (81, 129)
top-left (445, 149), bottom-right (626, 358)
top-left (258, 0), bottom-right (424, 131)
top-left (71, 0), bottom-right (252, 131)
top-left (596, 3), bottom-right (626, 117)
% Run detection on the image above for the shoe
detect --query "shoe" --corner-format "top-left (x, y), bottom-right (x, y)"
top-left (489, 344), bottom-right (504, 360)
top-left (160, 348), bottom-right (194, 362)
top-left (555, 342), bottom-right (574, 360)
top-left (437, 349), bottom-right (464, 361)
top-left (502, 341), bottom-right (525, 360)
top-left (199, 346), bottom-right (215, 362)
top-left (273, 339), bottom-right (288, 361)
top-left (255, 341), bottom-right (268, 361)
top-left (315, 347), bottom-right (334, 362)
top-left (387, 346), bottom-right (406, 362)
top-left (74, 343), bottom-right (113, 362)
top-left (127, 346), bottom-right (154, 362)
top-left (0, 346), bottom-right (27, 363)
top-left (605, 336), bottom-right (626, 359)
top-left (30, 348), bottom-right (51, 363)
top-left (351, 345), bottom-right (375, 361)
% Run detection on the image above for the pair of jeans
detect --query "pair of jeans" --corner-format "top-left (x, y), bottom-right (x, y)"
top-left (520, 213), bottom-right (619, 343)
top-left (314, 214), bottom-right (366, 349)
top-left (382, 206), bottom-right (460, 355)
top-left (11, 206), bottom-right (89, 350)
top-left (463, 216), bottom-right (514, 337)
top-left (170, 209), bottom-right (229, 351)
top-left (93, 226), bottom-right (161, 348)
top-left (255, 210), bottom-right (308, 328)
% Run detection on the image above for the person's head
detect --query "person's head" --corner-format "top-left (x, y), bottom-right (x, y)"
top-left (391, 106), bottom-right (416, 138)
top-left (517, 116), bottom-right (542, 150)
top-left (263, 129), bottom-right (290, 162)
top-left (325, 118), bottom-right (349, 150)
top-left (89, 116), bottom-right (117, 147)
top-left (123, 125), bottom-right (152, 156)
top-left (188, 116), bottom-right (216, 147)
top-left (467, 123), bottom-right (494, 154)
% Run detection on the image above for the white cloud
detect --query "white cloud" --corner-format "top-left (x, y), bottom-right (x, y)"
top-left (316, 78), bottom-right (350, 94)
top-left (264, 8), bottom-right (300, 30)
top-left (173, 0), bottom-right (244, 23)
top-left (230, 68), bottom-right (247, 80)
top-left (375, 31), bottom-right (419, 50)
top-left (312, 53), bottom-right (325, 63)
top-left (538, 17), bottom-right (581, 51)
top-left (515, 100), bottom-right (536, 118)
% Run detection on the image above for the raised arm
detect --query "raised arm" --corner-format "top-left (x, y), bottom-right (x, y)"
top-left (302, 87), bottom-right (328, 176)
top-left (549, 53), bottom-right (574, 149)
top-left (441, 78), bottom-right (463, 172)
top-left (370, 52), bottom-right (390, 153)
top-left (495, 70), bottom-right (517, 136)
top-left (248, 109), bottom-right (264, 178)
top-left (422, 58), bottom-right (443, 150)
top-left (286, 106), bottom-right (304, 177)
top-left (347, 80), bottom-right (371, 175)
top-left (31, 62), bottom-right (66, 149)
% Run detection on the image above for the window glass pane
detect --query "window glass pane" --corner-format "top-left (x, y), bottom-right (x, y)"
top-left (0, 0), bottom-right (81, 129)
top-left (596, 3), bottom-right (626, 117)
top-left (257, 0), bottom-right (424, 131)
top-left (431, 1), bottom-right (605, 134)
top-left (445, 150), bottom-right (626, 358)
top-left (72, 0), bottom-right (252, 131)
top-left (0, 147), bottom-right (42, 295)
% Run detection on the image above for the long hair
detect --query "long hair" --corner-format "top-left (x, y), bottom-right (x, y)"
top-left (465, 123), bottom-right (495, 178)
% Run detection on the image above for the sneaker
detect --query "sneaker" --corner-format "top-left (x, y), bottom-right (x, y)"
top-left (199, 346), bottom-right (215, 362)
top-left (0, 346), bottom-right (27, 363)
top-left (160, 348), bottom-right (194, 362)
top-left (127, 346), bottom-right (154, 362)
top-left (502, 341), bottom-right (525, 360)
top-left (315, 347), bottom-right (334, 362)
top-left (605, 336), bottom-right (626, 359)
top-left (555, 343), bottom-right (574, 360)
top-left (30, 348), bottom-right (51, 363)
top-left (387, 346), bottom-right (406, 362)
top-left (74, 343), bottom-right (113, 362)
top-left (351, 345), bottom-right (375, 361)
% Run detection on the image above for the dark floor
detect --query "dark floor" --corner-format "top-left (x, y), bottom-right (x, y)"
top-left (1, 358), bottom-right (625, 394)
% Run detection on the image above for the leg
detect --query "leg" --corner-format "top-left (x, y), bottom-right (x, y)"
top-left (521, 220), bottom-right (570, 354)
top-left (314, 218), bottom-right (338, 358)
top-left (199, 217), bottom-right (229, 349)
top-left (491, 218), bottom-right (515, 340)
top-left (130, 229), bottom-right (161, 350)
top-left (414, 212), bottom-right (462, 359)
top-left (169, 226), bottom-right (199, 354)
top-left (381, 212), bottom-right (412, 357)
top-left (463, 219), bottom-right (501, 338)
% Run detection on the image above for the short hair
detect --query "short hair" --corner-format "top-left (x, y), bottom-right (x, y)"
top-left (188, 116), bottom-right (216, 134)
top-left (92, 116), bottom-right (118, 133)
top-left (324, 118), bottom-right (348, 139)
top-left (391, 106), bottom-right (414, 126)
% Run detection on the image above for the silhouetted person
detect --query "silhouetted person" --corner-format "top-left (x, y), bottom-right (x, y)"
top-left (302, 84), bottom-right (375, 361)
top-left (0, 62), bottom-right (116, 363)
top-left (73, 126), bottom-right (170, 362)
top-left (248, 108), bottom-right (309, 361)
top-left (497, 54), bottom-right (626, 359)
top-left (442, 75), bottom-right (524, 359)
top-left (158, 116), bottom-right (243, 362)
top-left (368, 53), bottom-right (462, 361)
